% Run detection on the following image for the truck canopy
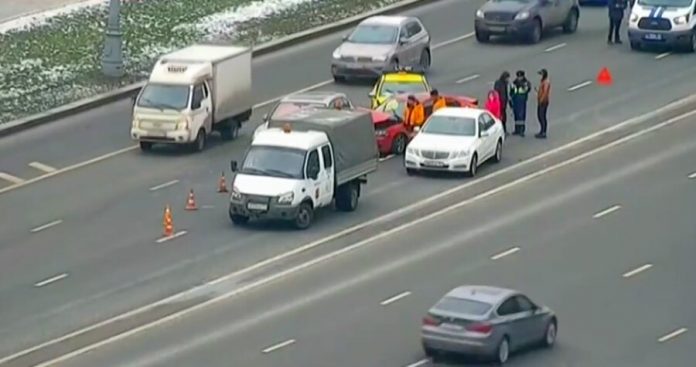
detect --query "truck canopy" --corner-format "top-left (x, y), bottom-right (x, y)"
top-left (267, 109), bottom-right (379, 185)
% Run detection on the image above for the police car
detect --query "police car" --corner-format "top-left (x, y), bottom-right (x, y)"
top-left (628, 0), bottom-right (696, 51)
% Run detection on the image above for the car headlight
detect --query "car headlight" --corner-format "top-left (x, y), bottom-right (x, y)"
top-left (515, 11), bottom-right (530, 20)
top-left (406, 147), bottom-right (419, 156)
top-left (373, 55), bottom-right (388, 62)
top-left (277, 191), bottom-right (294, 204)
top-left (476, 9), bottom-right (485, 18)
top-left (674, 14), bottom-right (689, 24)
top-left (175, 118), bottom-right (189, 130)
top-left (132, 119), bottom-right (139, 128)
top-left (230, 186), bottom-right (242, 201)
top-left (452, 149), bottom-right (470, 158)
top-left (332, 48), bottom-right (341, 59)
top-left (375, 129), bottom-right (387, 137)
top-left (629, 12), bottom-right (638, 22)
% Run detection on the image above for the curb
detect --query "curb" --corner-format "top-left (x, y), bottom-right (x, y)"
top-left (0, 0), bottom-right (443, 138)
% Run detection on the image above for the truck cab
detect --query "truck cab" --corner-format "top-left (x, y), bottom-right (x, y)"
top-left (628, 0), bottom-right (696, 51)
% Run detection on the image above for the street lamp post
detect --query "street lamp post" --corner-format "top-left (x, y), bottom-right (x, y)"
top-left (101, 0), bottom-right (124, 77)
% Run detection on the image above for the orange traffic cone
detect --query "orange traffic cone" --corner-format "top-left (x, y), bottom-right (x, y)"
top-left (217, 172), bottom-right (228, 193)
top-left (185, 189), bottom-right (198, 210)
top-left (163, 205), bottom-right (174, 236)
top-left (596, 67), bottom-right (613, 86)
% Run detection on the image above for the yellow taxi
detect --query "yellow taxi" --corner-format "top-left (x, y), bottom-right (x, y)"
top-left (368, 68), bottom-right (431, 109)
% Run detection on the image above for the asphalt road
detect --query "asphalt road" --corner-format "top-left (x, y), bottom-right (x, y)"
top-left (51, 104), bottom-right (696, 367)
top-left (1, 0), bottom-right (696, 362)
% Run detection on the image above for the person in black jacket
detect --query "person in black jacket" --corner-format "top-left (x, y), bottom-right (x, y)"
top-left (493, 71), bottom-right (511, 134)
top-left (608, 0), bottom-right (628, 44)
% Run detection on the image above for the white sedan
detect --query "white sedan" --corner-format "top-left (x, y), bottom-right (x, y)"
top-left (404, 107), bottom-right (504, 176)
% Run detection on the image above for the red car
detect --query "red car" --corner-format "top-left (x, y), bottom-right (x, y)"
top-left (371, 93), bottom-right (479, 155)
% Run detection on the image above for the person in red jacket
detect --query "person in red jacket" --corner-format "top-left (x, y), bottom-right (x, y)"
top-left (484, 89), bottom-right (502, 120)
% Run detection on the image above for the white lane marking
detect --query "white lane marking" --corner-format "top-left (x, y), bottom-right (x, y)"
top-left (28, 161), bottom-right (57, 173)
top-left (456, 74), bottom-right (480, 84)
top-left (592, 204), bottom-right (622, 218)
top-left (16, 103), bottom-right (696, 367)
top-left (30, 219), bottom-right (63, 233)
top-left (379, 154), bottom-right (395, 162)
top-left (0, 32), bottom-right (477, 197)
top-left (688, 172), bottom-right (696, 179)
top-left (490, 246), bottom-right (520, 260)
top-left (658, 328), bottom-right (688, 343)
top-left (155, 231), bottom-right (188, 244)
top-left (149, 179), bottom-right (179, 191)
top-left (261, 339), bottom-right (295, 354)
top-left (567, 80), bottom-right (593, 92)
top-left (380, 291), bottom-right (411, 306)
top-left (655, 52), bottom-right (671, 60)
top-left (0, 172), bottom-right (24, 184)
top-left (34, 273), bottom-right (69, 287)
top-left (622, 263), bottom-right (653, 278)
top-left (405, 359), bottom-right (430, 367)
top-left (545, 42), bottom-right (566, 52)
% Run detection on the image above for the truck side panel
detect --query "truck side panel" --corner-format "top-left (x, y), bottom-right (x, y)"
top-left (335, 160), bottom-right (377, 187)
top-left (212, 50), bottom-right (253, 123)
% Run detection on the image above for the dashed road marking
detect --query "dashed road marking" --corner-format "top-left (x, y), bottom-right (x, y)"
top-left (456, 74), bottom-right (480, 84)
top-left (380, 291), bottom-right (411, 306)
top-left (593, 204), bottom-right (622, 218)
top-left (568, 81), bottom-right (593, 92)
top-left (405, 359), bottom-right (430, 367)
top-left (622, 263), bottom-right (653, 278)
top-left (30, 220), bottom-right (63, 233)
top-left (658, 328), bottom-right (687, 343)
top-left (655, 52), bottom-right (671, 60)
top-left (28, 161), bottom-right (57, 173)
top-left (0, 172), bottom-right (24, 184)
top-left (688, 172), bottom-right (696, 179)
top-left (34, 273), bottom-right (69, 287)
top-left (433, 32), bottom-right (474, 48)
top-left (149, 179), bottom-right (179, 191)
top-left (379, 154), bottom-right (395, 162)
top-left (156, 230), bottom-right (188, 244)
top-left (261, 339), bottom-right (295, 354)
top-left (491, 246), bottom-right (520, 260)
top-left (545, 43), bottom-right (566, 52)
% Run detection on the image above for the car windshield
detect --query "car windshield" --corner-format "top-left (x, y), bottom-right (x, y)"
top-left (240, 146), bottom-right (306, 179)
top-left (422, 115), bottom-right (476, 136)
top-left (381, 81), bottom-right (427, 95)
top-left (435, 296), bottom-right (493, 316)
top-left (375, 98), bottom-right (407, 118)
top-left (348, 24), bottom-right (398, 44)
top-left (137, 83), bottom-right (189, 110)
top-left (270, 101), bottom-right (324, 119)
top-left (638, 0), bottom-right (691, 6)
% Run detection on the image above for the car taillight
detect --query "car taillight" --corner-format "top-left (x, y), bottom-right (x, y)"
top-left (466, 322), bottom-right (493, 334)
top-left (422, 315), bottom-right (440, 326)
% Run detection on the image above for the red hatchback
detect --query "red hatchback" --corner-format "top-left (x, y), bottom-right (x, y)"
top-left (372, 93), bottom-right (478, 155)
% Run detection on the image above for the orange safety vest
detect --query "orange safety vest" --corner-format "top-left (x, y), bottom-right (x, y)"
top-left (406, 103), bottom-right (425, 126)
top-left (432, 96), bottom-right (447, 112)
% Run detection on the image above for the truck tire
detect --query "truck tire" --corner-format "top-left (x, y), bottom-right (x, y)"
top-left (139, 141), bottom-right (152, 152)
top-left (220, 119), bottom-right (240, 140)
top-left (191, 129), bottom-right (206, 152)
top-left (294, 201), bottom-right (314, 229)
top-left (335, 182), bottom-right (359, 212)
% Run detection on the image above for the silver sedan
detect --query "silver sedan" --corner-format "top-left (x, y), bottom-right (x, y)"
top-left (421, 285), bottom-right (557, 364)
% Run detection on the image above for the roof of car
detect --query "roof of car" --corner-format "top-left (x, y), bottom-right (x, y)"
top-left (361, 15), bottom-right (410, 26)
top-left (280, 91), bottom-right (346, 105)
top-left (446, 285), bottom-right (516, 305)
top-left (432, 107), bottom-right (484, 118)
top-left (382, 72), bottom-right (426, 83)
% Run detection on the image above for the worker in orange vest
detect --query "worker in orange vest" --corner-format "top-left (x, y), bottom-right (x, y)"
top-left (430, 89), bottom-right (447, 112)
top-left (403, 95), bottom-right (425, 128)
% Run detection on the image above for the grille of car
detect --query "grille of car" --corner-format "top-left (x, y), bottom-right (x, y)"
top-left (637, 17), bottom-right (671, 31)
top-left (484, 12), bottom-right (516, 22)
top-left (356, 57), bottom-right (373, 63)
top-left (421, 150), bottom-right (450, 159)
top-left (244, 194), bottom-right (271, 204)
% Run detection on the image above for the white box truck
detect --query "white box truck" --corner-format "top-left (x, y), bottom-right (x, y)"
top-left (228, 109), bottom-right (379, 229)
top-left (131, 44), bottom-right (253, 152)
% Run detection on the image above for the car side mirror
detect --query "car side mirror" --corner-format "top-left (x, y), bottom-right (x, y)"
top-left (368, 91), bottom-right (376, 98)
top-left (413, 126), bottom-right (421, 133)
top-left (262, 113), bottom-right (268, 121)
top-left (480, 130), bottom-right (490, 137)
top-left (342, 34), bottom-right (349, 41)
top-left (230, 160), bottom-right (238, 172)
top-left (399, 38), bottom-right (406, 45)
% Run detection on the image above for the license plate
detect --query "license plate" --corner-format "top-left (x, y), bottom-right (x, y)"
top-left (440, 323), bottom-right (463, 331)
top-left (644, 33), bottom-right (662, 40)
top-left (423, 160), bottom-right (445, 167)
top-left (488, 26), bottom-right (505, 32)
top-left (247, 203), bottom-right (268, 211)
top-left (147, 130), bottom-right (166, 137)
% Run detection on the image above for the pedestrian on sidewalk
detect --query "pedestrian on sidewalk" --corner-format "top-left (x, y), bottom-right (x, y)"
top-left (493, 71), bottom-right (511, 134)
top-left (510, 70), bottom-right (531, 137)
top-left (535, 68), bottom-right (550, 139)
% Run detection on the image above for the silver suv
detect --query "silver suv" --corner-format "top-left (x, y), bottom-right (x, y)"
top-left (331, 15), bottom-right (431, 82)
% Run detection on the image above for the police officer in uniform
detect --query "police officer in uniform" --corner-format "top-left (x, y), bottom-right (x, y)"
top-left (608, 0), bottom-right (629, 44)
top-left (510, 70), bottom-right (532, 137)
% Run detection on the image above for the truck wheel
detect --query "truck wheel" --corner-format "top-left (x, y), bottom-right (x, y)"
top-left (335, 182), bottom-right (359, 212)
top-left (139, 141), bottom-right (152, 152)
top-left (562, 9), bottom-right (579, 34)
top-left (229, 212), bottom-right (249, 225)
top-left (294, 202), bottom-right (314, 229)
top-left (220, 120), bottom-right (239, 140)
top-left (192, 129), bottom-right (206, 152)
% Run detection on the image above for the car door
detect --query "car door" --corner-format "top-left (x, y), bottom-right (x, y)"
top-left (481, 112), bottom-right (499, 159)
top-left (190, 83), bottom-right (211, 133)
top-left (477, 116), bottom-right (492, 160)
top-left (555, 0), bottom-right (574, 26)
top-left (305, 149), bottom-right (323, 207)
top-left (536, 0), bottom-right (556, 28)
top-left (495, 296), bottom-right (537, 351)
top-left (405, 21), bottom-right (427, 66)
top-left (395, 26), bottom-right (413, 66)
top-left (319, 145), bottom-right (335, 205)
top-left (515, 295), bottom-right (548, 343)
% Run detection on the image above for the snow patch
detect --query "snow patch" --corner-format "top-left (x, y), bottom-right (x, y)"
top-left (0, 0), bottom-right (106, 34)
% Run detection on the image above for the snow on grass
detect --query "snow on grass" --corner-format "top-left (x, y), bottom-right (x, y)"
top-left (0, 0), bottom-right (406, 124)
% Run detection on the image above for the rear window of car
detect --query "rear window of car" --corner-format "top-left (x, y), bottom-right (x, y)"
top-left (271, 102), bottom-right (323, 119)
top-left (435, 296), bottom-right (493, 316)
